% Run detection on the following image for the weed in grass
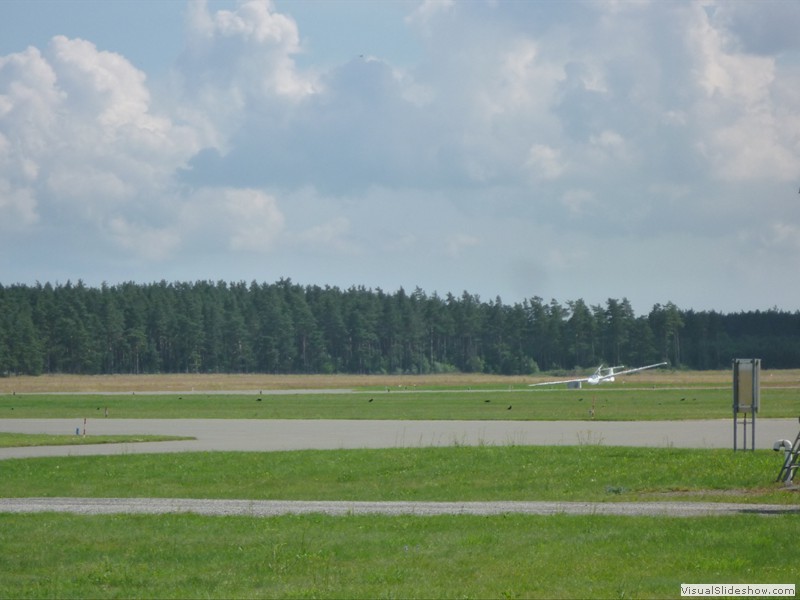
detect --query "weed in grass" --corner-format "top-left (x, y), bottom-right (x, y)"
top-left (576, 430), bottom-right (605, 445)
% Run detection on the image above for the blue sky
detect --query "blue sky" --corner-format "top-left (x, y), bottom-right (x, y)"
top-left (1, 0), bottom-right (799, 314)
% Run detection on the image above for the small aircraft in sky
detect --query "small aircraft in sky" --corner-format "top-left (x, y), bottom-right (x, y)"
top-left (529, 362), bottom-right (669, 388)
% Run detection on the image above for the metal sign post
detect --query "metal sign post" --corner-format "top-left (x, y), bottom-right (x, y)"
top-left (732, 358), bottom-right (760, 451)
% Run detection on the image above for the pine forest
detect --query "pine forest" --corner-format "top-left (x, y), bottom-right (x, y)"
top-left (1, 279), bottom-right (799, 376)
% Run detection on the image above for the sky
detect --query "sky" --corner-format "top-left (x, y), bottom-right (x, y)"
top-left (1, 0), bottom-right (799, 315)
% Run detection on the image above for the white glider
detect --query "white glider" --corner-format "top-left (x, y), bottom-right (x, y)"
top-left (529, 362), bottom-right (668, 387)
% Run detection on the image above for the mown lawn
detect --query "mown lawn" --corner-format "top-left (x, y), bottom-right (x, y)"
top-left (1, 511), bottom-right (797, 599)
top-left (1, 445), bottom-right (794, 504)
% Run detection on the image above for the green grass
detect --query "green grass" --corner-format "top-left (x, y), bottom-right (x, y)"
top-left (2, 376), bottom-right (798, 598)
top-left (1, 512), bottom-right (797, 599)
top-left (1, 385), bottom-right (798, 420)
top-left (1, 446), bottom-right (794, 504)
top-left (0, 433), bottom-right (193, 448)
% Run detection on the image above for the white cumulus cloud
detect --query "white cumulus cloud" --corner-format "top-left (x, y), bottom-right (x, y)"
top-left (2, 0), bottom-right (800, 312)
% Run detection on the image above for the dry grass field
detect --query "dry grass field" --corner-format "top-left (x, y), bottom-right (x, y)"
top-left (0, 372), bottom-right (518, 393)
top-left (2, 368), bottom-right (800, 393)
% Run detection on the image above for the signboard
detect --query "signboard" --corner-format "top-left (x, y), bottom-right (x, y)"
top-left (733, 358), bottom-right (760, 414)
top-left (733, 358), bottom-right (760, 452)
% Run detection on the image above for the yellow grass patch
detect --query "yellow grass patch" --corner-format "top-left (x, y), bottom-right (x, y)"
top-left (1, 369), bottom-right (799, 394)
top-left (0, 372), bottom-right (526, 393)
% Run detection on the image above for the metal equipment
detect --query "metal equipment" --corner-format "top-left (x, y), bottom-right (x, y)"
top-left (775, 419), bottom-right (800, 483)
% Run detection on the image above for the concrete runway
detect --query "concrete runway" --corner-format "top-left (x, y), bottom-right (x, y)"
top-left (1, 417), bottom-right (798, 460)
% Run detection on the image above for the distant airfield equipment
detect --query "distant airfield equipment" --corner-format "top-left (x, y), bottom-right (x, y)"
top-left (529, 362), bottom-right (668, 388)
top-left (732, 358), bottom-right (760, 451)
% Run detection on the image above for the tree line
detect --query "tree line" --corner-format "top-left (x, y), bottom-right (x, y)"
top-left (1, 279), bottom-right (798, 376)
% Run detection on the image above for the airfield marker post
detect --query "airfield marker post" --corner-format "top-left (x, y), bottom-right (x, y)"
top-left (732, 358), bottom-right (760, 452)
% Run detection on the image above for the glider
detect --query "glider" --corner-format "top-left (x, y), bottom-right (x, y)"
top-left (529, 362), bottom-right (668, 388)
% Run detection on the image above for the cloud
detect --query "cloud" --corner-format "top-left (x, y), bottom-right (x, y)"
top-left (49, 36), bottom-right (150, 127)
top-left (170, 0), bottom-right (800, 307)
top-left (560, 188), bottom-right (597, 218)
top-left (223, 188), bottom-right (286, 252)
top-left (445, 233), bottom-right (480, 259)
top-left (176, 186), bottom-right (285, 255)
top-left (765, 222), bottom-right (800, 255)
top-left (179, 54), bottom-right (445, 193)
top-left (405, 0), bottom-right (455, 31)
top-left (686, 5), bottom-right (800, 183)
top-left (2, 0), bottom-right (800, 312)
top-left (0, 180), bottom-right (38, 228)
top-left (107, 217), bottom-right (180, 262)
top-left (295, 216), bottom-right (357, 254)
top-left (181, 0), bottom-right (316, 114)
top-left (526, 144), bottom-right (565, 181)
top-left (0, 36), bottom-right (197, 222)
top-left (711, 1), bottom-right (800, 56)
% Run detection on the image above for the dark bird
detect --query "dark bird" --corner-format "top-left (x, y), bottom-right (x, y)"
top-left (369, 398), bottom-right (374, 402)
top-left (484, 399), bottom-right (491, 403)
top-left (507, 405), bottom-right (512, 410)
top-left (256, 398), bottom-right (262, 402)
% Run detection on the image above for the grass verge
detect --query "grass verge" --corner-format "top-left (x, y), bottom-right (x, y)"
top-left (0, 433), bottom-right (194, 448)
top-left (0, 446), bottom-right (794, 504)
top-left (1, 512), bottom-right (797, 599)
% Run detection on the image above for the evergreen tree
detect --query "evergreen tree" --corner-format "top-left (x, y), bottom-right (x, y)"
top-left (1, 279), bottom-right (800, 376)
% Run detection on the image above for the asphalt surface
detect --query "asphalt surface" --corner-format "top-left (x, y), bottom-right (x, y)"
top-left (0, 417), bottom-right (797, 460)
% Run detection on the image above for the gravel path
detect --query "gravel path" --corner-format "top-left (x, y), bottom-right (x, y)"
top-left (1, 497), bottom-right (798, 518)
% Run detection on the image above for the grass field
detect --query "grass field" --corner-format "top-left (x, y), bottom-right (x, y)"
top-left (2, 445), bottom-right (798, 598)
top-left (1, 385), bottom-right (798, 420)
top-left (0, 446), bottom-right (794, 504)
top-left (2, 369), bottom-right (798, 421)
top-left (2, 512), bottom-right (797, 599)
top-left (1, 368), bottom-right (799, 394)
top-left (1, 371), bottom-right (798, 598)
